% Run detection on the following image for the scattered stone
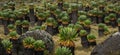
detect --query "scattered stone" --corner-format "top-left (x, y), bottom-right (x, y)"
top-left (91, 32), bottom-right (120, 55)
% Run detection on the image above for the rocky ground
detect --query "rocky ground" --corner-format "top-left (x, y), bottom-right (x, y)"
top-left (0, 23), bottom-right (118, 55)
top-left (53, 25), bottom-right (118, 55)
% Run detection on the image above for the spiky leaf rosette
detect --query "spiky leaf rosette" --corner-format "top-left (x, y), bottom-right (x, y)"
top-left (90, 1), bottom-right (98, 8)
top-left (9, 14), bottom-right (16, 20)
top-left (80, 30), bottom-right (87, 36)
top-left (97, 10), bottom-right (103, 17)
top-left (55, 47), bottom-right (72, 55)
top-left (71, 3), bottom-right (78, 11)
top-left (108, 13), bottom-right (116, 19)
top-left (8, 1), bottom-right (15, 6)
top-left (54, 9), bottom-right (61, 16)
top-left (63, 2), bottom-right (70, 10)
top-left (104, 26), bottom-right (109, 32)
top-left (7, 24), bottom-right (15, 29)
top-left (84, 19), bottom-right (91, 26)
top-left (44, 10), bottom-right (50, 17)
top-left (68, 24), bottom-right (74, 28)
top-left (19, 8), bottom-right (28, 15)
top-left (98, 23), bottom-right (105, 29)
top-left (8, 31), bottom-right (18, 39)
top-left (2, 4), bottom-right (8, 9)
top-left (78, 11), bottom-right (87, 16)
top-left (15, 20), bottom-right (21, 25)
top-left (23, 37), bottom-right (35, 48)
top-left (33, 40), bottom-right (45, 51)
top-left (88, 8), bottom-right (98, 16)
top-left (107, 4), bottom-right (114, 11)
top-left (87, 34), bottom-right (96, 40)
top-left (58, 25), bottom-right (63, 31)
top-left (104, 16), bottom-right (110, 23)
top-left (40, 25), bottom-right (46, 30)
top-left (116, 6), bottom-right (120, 13)
top-left (46, 17), bottom-right (56, 26)
top-left (37, 13), bottom-right (46, 20)
top-left (49, 4), bottom-right (57, 11)
top-left (98, 0), bottom-right (106, 6)
top-left (103, 26), bottom-right (109, 34)
top-left (29, 3), bottom-right (34, 9)
top-left (117, 18), bottom-right (120, 24)
top-left (1, 39), bottom-right (13, 51)
top-left (60, 11), bottom-right (69, 17)
top-left (34, 26), bottom-right (41, 30)
top-left (59, 27), bottom-right (78, 41)
top-left (78, 15), bottom-right (87, 22)
top-left (0, 11), bottom-right (3, 18)
top-left (53, 21), bottom-right (58, 28)
top-left (22, 20), bottom-right (29, 26)
top-left (61, 16), bottom-right (69, 23)
top-left (78, 3), bottom-right (83, 8)
top-left (67, 8), bottom-right (72, 14)
top-left (14, 10), bottom-right (23, 18)
top-left (35, 6), bottom-right (45, 12)
top-left (8, 31), bottom-right (17, 37)
top-left (74, 24), bottom-right (83, 31)
top-left (2, 11), bottom-right (10, 19)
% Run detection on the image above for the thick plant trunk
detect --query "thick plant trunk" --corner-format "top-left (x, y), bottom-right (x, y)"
top-left (118, 26), bottom-right (120, 32)
top-left (24, 14), bottom-right (30, 22)
top-left (58, 2), bottom-right (63, 10)
top-left (46, 26), bottom-right (54, 35)
top-left (24, 48), bottom-right (34, 55)
top-left (93, 16), bottom-right (97, 24)
top-left (29, 8), bottom-right (35, 26)
top-left (84, 6), bottom-right (90, 12)
top-left (3, 19), bottom-right (9, 35)
top-left (10, 39), bottom-right (20, 55)
top-left (105, 22), bottom-right (110, 26)
top-left (89, 42), bottom-right (96, 47)
top-left (99, 6), bottom-right (105, 12)
top-left (23, 27), bottom-right (29, 33)
top-left (0, 39), bottom-right (2, 55)
top-left (3, 20), bottom-right (8, 26)
top-left (58, 22), bottom-right (61, 26)
top-left (9, 20), bottom-right (14, 24)
top-left (71, 10), bottom-right (78, 24)
top-left (53, 26), bottom-right (59, 35)
top-left (84, 27), bottom-right (91, 34)
top-left (110, 20), bottom-right (117, 28)
top-left (98, 29), bottom-right (104, 36)
top-left (0, 19), bottom-right (3, 25)
top-left (4, 25), bottom-right (9, 35)
top-left (116, 13), bottom-right (120, 18)
top-left (11, 6), bottom-right (15, 11)
top-left (16, 25), bottom-right (22, 35)
top-left (22, 27), bottom-right (29, 33)
top-left (96, 17), bottom-right (103, 24)
top-left (1, 47), bottom-right (12, 55)
top-left (34, 50), bottom-right (44, 55)
top-left (80, 35), bottom-right (89, 48)
top-left (69, 13), bottom-right (72, 23)
top-left (50, 13), bottom-right (56, 20)
top-left (37, 20), bottom-right (43, 26)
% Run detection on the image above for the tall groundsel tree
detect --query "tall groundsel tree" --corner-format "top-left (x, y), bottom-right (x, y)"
top-left (59, 27), bottom-right (78, 55)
